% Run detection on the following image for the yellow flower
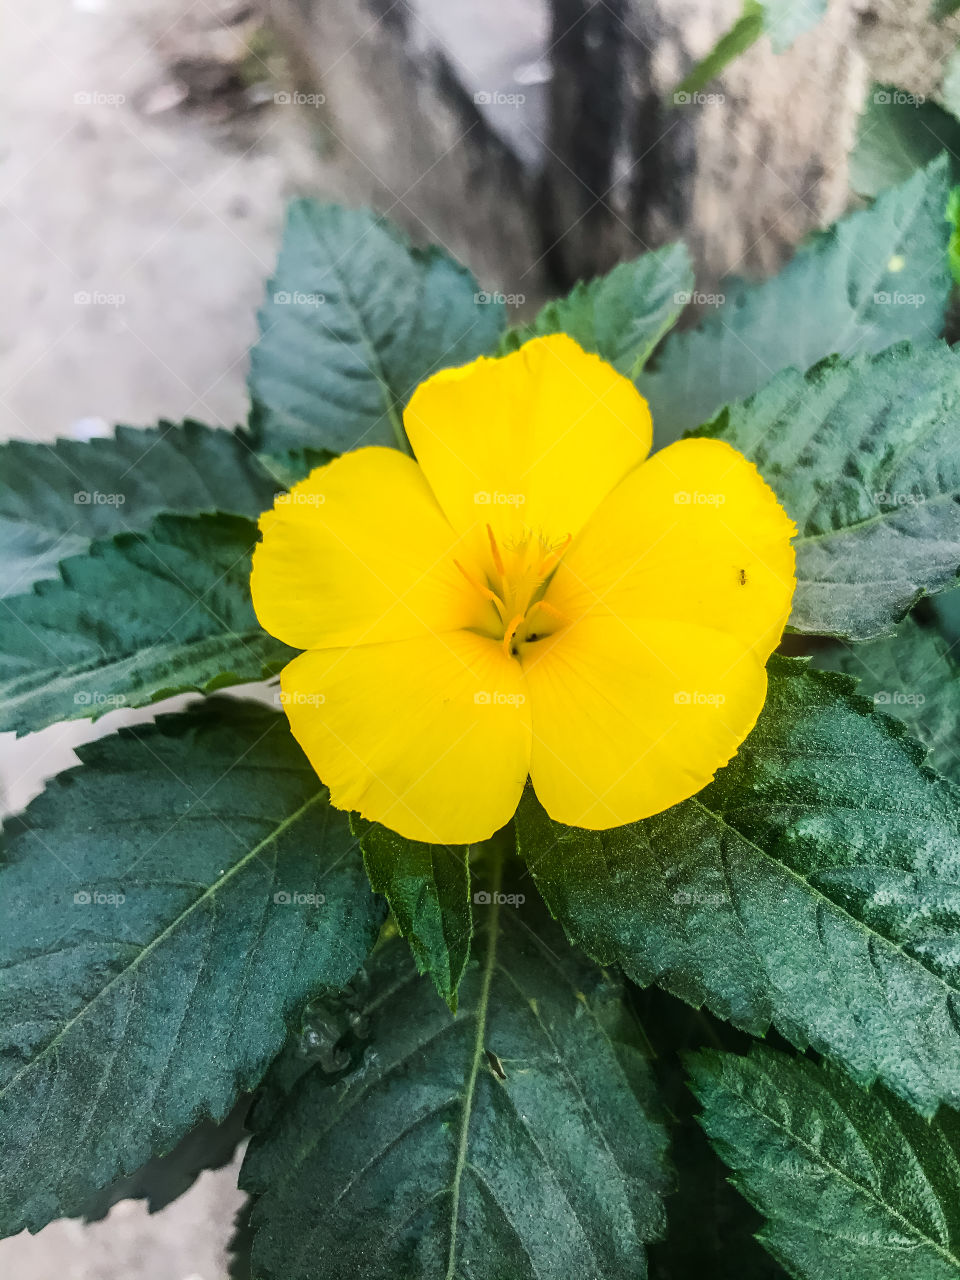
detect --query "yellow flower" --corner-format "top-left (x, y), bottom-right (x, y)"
top-left (251, 334), bottom-right (796, 844)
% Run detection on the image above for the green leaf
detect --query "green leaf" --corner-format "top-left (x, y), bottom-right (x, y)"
top-left (500, 243), bottom-right (693, 377)
top-left (689, 1046), bottom-right (960, 1280)
top-left (637, 989), bottom-right (789, 1280)
top-left (81, 1100), bottom-right (249, 1221)
top-left (248, 202), bottom-right (505, 459)
top-left (814, 613), bottom-right (960, 783)
top-left (638, 159), bottom-right (952, 443)
top-left (0, 421), bottom-right (278, 599)
top-left (0, 700), bottom-right (385, 1235)
top-left (699, 342), bottom-right (960, 639)
top-left (672, 0), bottom-right (765, 98)
top-left (0, 512), bottom-right (294, 736)
top-left (849, 87), bottom-right (960, 197)
top-left (353, 817), bottom-right (473, 1011)
top-left (241, 871), bottom-right (670, 1279)
top-left (516, 656), bottom-right (960, 1116)
top-left (947, 185), bottom-right (960, 285)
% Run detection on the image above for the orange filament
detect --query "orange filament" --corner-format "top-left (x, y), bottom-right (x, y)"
top-left (454, 557), bottom-right (503, 608)
top-left (486, 523), bottom-right (505, 576)
top-left (501, 613), bottom-right (524, 657)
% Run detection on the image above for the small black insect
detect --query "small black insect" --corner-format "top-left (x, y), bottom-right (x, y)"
top-left (738, 568), bottom-right (747, 586)
top-left (485, 1049), bottom-right (507, 1081)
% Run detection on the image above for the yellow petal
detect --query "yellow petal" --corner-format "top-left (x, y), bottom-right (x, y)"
top-left (548, 437), bottom-right (796, 656)
top-left (521, 615), bottom-right (769, 829)
top-left (403, 334), bottom-right (652, 572)
top-left (251, 447), bottom-right (486, 650)
top-left (279, 630), bottom-right (531, 844)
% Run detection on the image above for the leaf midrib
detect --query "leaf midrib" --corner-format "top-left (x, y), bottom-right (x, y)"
top-left (692, 795), bottom-right (960, 1039)
top-left (314, 220), bottom-right (409, 454)
top-left (0, 788), bottom-right (327, 1102)
top-left (793, 487), bottom-right (960, 549)
top-left (723, 1070), bottom-right (960, 1271)
top-left (445, 854), bottom-right (501, 1280)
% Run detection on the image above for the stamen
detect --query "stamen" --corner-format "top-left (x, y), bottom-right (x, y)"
top-left (538, 532), bottom-right (572, 578)
top-left (529, 599), bottom-right (568, 625)
top-left (486, 524), bottom-right (505, 577)
top-left (453, 558), bottom-right (502, 606)
top-left (501, 613), bottom-right (524, 657)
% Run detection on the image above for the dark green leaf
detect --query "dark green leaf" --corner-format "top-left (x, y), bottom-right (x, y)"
top-left (639, 159), bottom-right (952, 443)
top-left (814, 613), bottom-right (960, 783)
top-left (690, 1046), bottom-right (960, 1280)
top-left (0, 421), bottom-right (278, 598)
top-left (353, 817), bottom-right (472, 1010)
top-left (0, 700), bottom-right (385, 1235)
top-left (241, 874), bottom-right (669, 1279)
top-left (500, 243), bottom-right (693, 377)
top-left (850, 87), bottom-right (960, 197)
top-left (81, 1099), bottom-right (249, 1221)
top-left (0, 512), bottom-right (294, 736)
top-left (516, 656), bottom-right (960, 1115)
top-left (699, 342), bottom-right (960, 639)
top-left (248, 202), bottom-right (504, 458)
top-left (636, 988), bottom-right (789, 1280)
top-left (672, 0), bottom-right (764, 98)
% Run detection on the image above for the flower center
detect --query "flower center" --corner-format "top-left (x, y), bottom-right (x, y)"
top-left (456, 524), bottom-right (571, 659)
